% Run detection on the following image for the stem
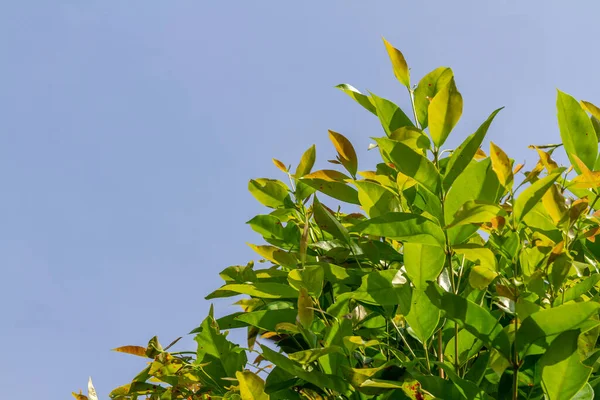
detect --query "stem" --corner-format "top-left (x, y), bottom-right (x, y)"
top-left (408, 88), bottom-right (421, 129)
top-left (424, 341), bottom-right (432, 374)
top-left (513, 316), bottom-right (519, 400)
top-left (437, 331), bottom-right (445, 378)
top-left (454, 323), bottom-right (460, 373)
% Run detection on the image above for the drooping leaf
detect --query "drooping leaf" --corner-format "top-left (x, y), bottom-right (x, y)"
top-left (312, 197), bottom-right (351, 244)
top-left (414, 67), bottom-right (454, 129)
top-left (354, 212), bottom-right (445, 246)
top-left (557, 90), bottom-right (598, 172)
top-left (428, 77), bottom-right (463, 147)
top-left (370, 93), bottom-right (414, 136)
top-left (272, 158), bottom-right (288, 173)
top-left (375, 137), bottom-right (440, 195)
top-left (288, 346), bottom-right (344, 365)
top-left (539, 330), bottom-right (593, 400)
top-left (247, 244), bottom-right (298, 268)
top-left (554, 275), bottom-right (600, 306)
top-left (444, 108), bottom-right (503, 189)
top-left (514, 169), bottom-right (565, 223)
top-left (335, 84), bottom-right (377, 115)
top-left (247, 215), bottom-right (285, 241)
top-left (236, 371), bottom-right (270, 400)
top-left (403, 242), bottom-right (445, 289)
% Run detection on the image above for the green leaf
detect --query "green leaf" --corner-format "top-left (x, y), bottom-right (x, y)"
top-left (429, 288), bottom-right (512, 359)
top-left (414, 67), bottom-right (454, 129)
top-left (444, 158), bottom-right (502, 245)
top-left (296, 145), bottom-right (316, 178)
top-left (513, 169), bottom-right (565, 223)
top-left (233, 309), bottom-right (298, 331)
top-left (447, 200), bottom-right (505, 228)
top-left (554, 275), bottom-right (600, 306)
top-left (382, 37), bottom-right (410, 88)
top-left (248, 244), bottom-right (298, 268)
top-left (517, 301), bottom-right (600, 353)
top-left (335, 84), bottom-right (377, 115)
top-left (312, 197), bottom-right (351, 243)
top-left (428, 77), bottom-right (463, 147)
top-left (206, 283), bottom-right (299, 299)
top-left (297, 287), bottom-right (314, 328)
top-left (288, 346), bottom-right (344, 365)
top-left (468, 266), bottom-right (498, 290)
top-left (403, 242), bottom-right (445, 289)
top-left (248, 179), bottom-right (291, 209)
top-left (572, 383), bottom-right (595, 400)
top-left (194, 306), bottom-right (248, 384)
top-left (375, 137), bottom-right (440, 195)
top-left (355, 180), bottom-right (401, 218)
top-left (557, 90), bottom-right (598, 172)
top-left (539, 330), bottom-right (593, 400)
top-left (370, 93), bottom-right (414, 136)
top-left (301, 170), bottom-right (360, 205)
top-left (490, 141), bottom-right (513, 188)
top-left (288, 265), bottom-right (325, 297)
top-left (354, 212), bottom-right (445, 246)
top-left (444, 108), bottom-right (503, 189)
top-left (260, 345), bottom-right (351, 395)
top-left (389, 126), bottom-right (431, 153)
top-left (247, 215), bottom-right (285, 240)
top-left (405, 288), bottom-right (440, 343)
top-left (351, 269), bottom-right (409, 306)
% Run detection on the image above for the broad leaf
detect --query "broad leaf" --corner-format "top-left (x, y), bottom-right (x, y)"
top-left (370, 93), bottom-right (414, 136)
top-left (329, 130), bottom-right (358, 177)
top-left (514, 169), bottom-right (564, 223)
top-left (405, 288), bottom-right (440, 343)
top-left (444, 108), bottom-right (503, 189)
top-left (539, 330), bottom-right (592, 400)
top-left (383, 37), bottom-right (410, 88)
top-left (355, 212), bottom-right (445, 246)
top-left (428, 77), bottom-right (463, 147)
top-left (236, 370), bottom-right (269, 400)
top-left (355, 180), bottom-right (400, 218)
top-left (206, 283), bottom-right (299, 299)
top-left (447, 200), bottom-right (505, 228)
top-left (557, 90), bottom-right (597, 172)
top-left (403, 242), bottom-right (445, 289)
top-left (335, 84), bottom-right (376, 114)
top-left (375, 137), bottom-right (440, 195)
top-left (490, 141), bottom-right (513, 188)
top-left (414, 67), bottom-right (454, 129)
top-left (248, 179), bottom-right (291, 209)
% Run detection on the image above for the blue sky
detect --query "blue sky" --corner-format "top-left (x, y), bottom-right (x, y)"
top-left (2, 1), bottom-right (600, 398)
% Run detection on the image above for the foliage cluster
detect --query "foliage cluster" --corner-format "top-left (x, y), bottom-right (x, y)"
top-left (75, 39), bottom-right (600, 400)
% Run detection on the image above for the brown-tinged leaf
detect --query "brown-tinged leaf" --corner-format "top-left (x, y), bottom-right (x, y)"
top-left (382, 37), bottom-right (410, 88)
top-left (112, 345), bottom-right (148, 358)
top-left (490, 142), bottom-right (513, 188)
top-left (272, 158), bottom-right (288, 173)
top-left (328, 130), bottom-right (358, 176)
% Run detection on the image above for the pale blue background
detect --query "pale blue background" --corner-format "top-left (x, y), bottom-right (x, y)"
top-left (1, 2), bottom-right (598, 398)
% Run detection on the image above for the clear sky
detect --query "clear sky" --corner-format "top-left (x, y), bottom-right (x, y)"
top-left (2, 1), bottom-right (600, 398)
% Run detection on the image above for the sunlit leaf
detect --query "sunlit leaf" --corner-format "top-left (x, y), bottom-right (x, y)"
top-left (404, 242), bottom-right (445, 289)
top-left (354, 212), bottom-right (445, 246)
top-left (447, 200), bottom-right (506, 228)
top-left (355, 180), bottom-right (400, 218)
top-left (273, 158), bottom-right (288, 173)
top-left (289, 346), bottom-right (344, 365)
top-left (370, 93), bottom-right (414, 136)
top-left (329, 130), bottom-right (358, 177)
top-left (557, 90), bottom-right (597, 172)
top-left (428, 77), bottom-right (463, 147)
top-left (112, 345), bottom-right (148, 358)
top-left (414, 67), bottom-right (454, 129)
top-left (236, 370), bottom-right (270, 400)
top-left (206, 283), bottom-right (299, 299)
top-left (513, 169), bottom-right (565, 223)
top-left (248, 179), bottom-right (291, 209)
top-left (490, 141), bottom-right (513, 188)
top-left (383, 37), bottom-right (410, 88)
top-left (335, 84), bottom-right (377, 114)
top-left (405, 288), bottom-right (440, 343)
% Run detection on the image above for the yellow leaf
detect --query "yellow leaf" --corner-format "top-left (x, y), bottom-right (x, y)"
top-left (571, 154), bottom-right (600, 188)
top-left (236, 370), bottom-right (270, 400)
top-left (248, 244), bottom-right (298, 268)
top-left (303, 169), bottom-right (350, 182)
top-left (542, 184), bottom-right (567, 224)
top-left (396, 171), bottom-right (417, 191)
top-left (382, 37), bottom-right (410, 88)
top-left (72, 391), bottom-right (88, 400)
top-left (328, 130), bottom-right (358, 176)
top-left (582, 100), bottom-right (600, 120)
top-left (297, 287), bottom-right (314, 328)
top-left (490, 142), bottom-right (513, 188)
top-left (296, 144), bottom-right (316, 177)
top-left (428, 77), bottom-right (463, 147)
top-left (534, 147), bottom-right (559, 172)
top-left (469, 265), bottom-right (499, 290)
top-left (112, 345), bottom-right (148, 358)
top-left (513, 163), bottom-right (524, 174)
top-left (474, 148), bottom-right (487, 160)
top-left (272, 158), bottom-right (287, 173)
